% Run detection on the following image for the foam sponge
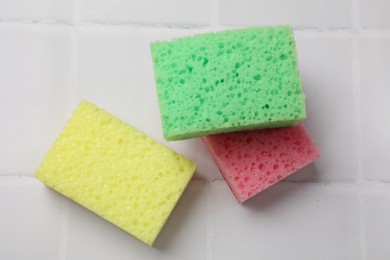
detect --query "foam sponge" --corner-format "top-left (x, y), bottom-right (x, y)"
top-left (35, 100), bottom-right (196, 245)
top-left (151, 26), bottom-right (306, 141)
top-left (203, 123), bottom-right (319, 203)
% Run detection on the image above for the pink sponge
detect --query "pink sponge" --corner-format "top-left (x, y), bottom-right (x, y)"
top-left (203, 123), bottom-right (319, 203)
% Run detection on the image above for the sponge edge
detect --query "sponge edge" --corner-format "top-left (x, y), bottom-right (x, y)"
top-left (151, 26), bottom-right (306, 141)
top-left (35, 100), bottom-right (196, 245)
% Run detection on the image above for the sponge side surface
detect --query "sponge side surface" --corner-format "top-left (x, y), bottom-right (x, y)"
top-left (151, 26), bottom-right (306, 141)
top-left (203, 123), bottom-right (319, 203)
top-left (35, 100), bottom-right (196, 245)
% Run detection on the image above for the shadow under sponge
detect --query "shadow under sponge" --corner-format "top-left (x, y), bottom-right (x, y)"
top-left (203, 123), bottom-right (319, 203)
top-left (35, 100), bottom-right (196, 245)
top-left (151, 26), bottom-right (306, 141)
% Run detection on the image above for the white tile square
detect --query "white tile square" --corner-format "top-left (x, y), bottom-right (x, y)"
top-left (76, 27), bottom-right (219, 180)
top-left (211, 181), bottom-right (361, 260)
top-left (0, 178), bottom-right (63, 260)
top-left (0, 0), bottom-right (73, 22)
top-left (76, 27), bottom-right (154, 133)
top-left (360, 36), bottom-right (390, 181)
top-left (66, 181), bottom-right (209, 259)
top-left (81, 0), bottom-right (211, 25)
top-left (364, 191), bottom-right (390, 260)
top-left (284, 34), bottom-right (357, 182)
top-left (0, 24), bottom-right (71, 175)
top-left (218, 0), bottom-right (353, 28)
top-left (360, 0), bottom-right (390, 28)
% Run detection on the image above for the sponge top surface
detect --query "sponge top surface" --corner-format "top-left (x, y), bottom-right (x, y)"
top-left (151, 26), bottom-right (306, 141)
top-left (203, 123), bottom-right (319, 202)
top-left (35, 100), bottom-right (196, 245)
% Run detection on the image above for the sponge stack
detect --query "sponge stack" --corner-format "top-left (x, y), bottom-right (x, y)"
top-left (151, 26), bottom-right (306, 141)
top-left (151, 25), bottom-right (319, 202)
top-left (35, 100), bottom-right (196, 245)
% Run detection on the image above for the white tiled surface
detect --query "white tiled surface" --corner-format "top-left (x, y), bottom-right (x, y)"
top-left (219, 0), bottom-right (353, 28)
top-left (1, 0), bottom-right (390, 259)
top-left (81, 0), bottom-right (212, 26)
top-left (0, 0), bottom-right (73, 22)
top-left (360, 0), bottom-right (390, 28)
top-left (0, 178), bottom-right (64, 260)
top-left (211, 182), bottom-right (361, 260)
top-left (360, 35), bottom-right (390, 182)
top-left (0, 24), bottom-right (70, 175)
top-left (285, 33), bottom-right (358, 182)
top-left (364, 191), bottom-right (390, 260)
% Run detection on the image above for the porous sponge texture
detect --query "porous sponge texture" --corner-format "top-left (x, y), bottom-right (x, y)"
top-left (151, 26), bottom-right (306, 141)
top-left (203, 123), bottom-right (319, 203)
top-left (35, 100), bottom-right (196, 245)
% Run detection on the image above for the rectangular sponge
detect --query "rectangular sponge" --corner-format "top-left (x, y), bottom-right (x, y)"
top-left (203, 123), bottom-right (319, 203)
top-left (35, 100), bottom-right (196, 245)
top-left (151, 26), bottom-right (306, 141)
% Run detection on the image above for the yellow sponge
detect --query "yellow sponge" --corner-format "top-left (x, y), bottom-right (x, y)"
top-left (35, 100), bottom-right (196, 245)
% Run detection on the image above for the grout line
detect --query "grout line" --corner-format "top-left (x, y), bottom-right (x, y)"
top-left (206, 183), bottom-right (213, 260)
top-left (0, 18), bottom-right (390, 37)
top-left (358, 193), bottom-right (368, 260)
top-left (66, 27), bottom-right (79, 115)
top-left (2, 175), bottom-right (390, 187)
top-left (59, 1), bottom-right (80, 259)
top-left (0, 19), bottom-right (209, 29)
top-left (81, 25), bottom-right (390, 32)
top-left (352, 0), bottom-right (362, 31)
top-left (66, 0), bottom-right (81, 115)
top-left (59, 198), bottom-right (70, 260)
top-left (72, 0), bottom-right (82, 26)
top-left (71, 21), bottom-right (210, 29)
top-left (2, 18), bottom-right (390, 33)
top-left (209, 176), bottom-right (390, 185)
top-left (200, 179), bottom-right (390, 191)
top-left (2, 175), bottom-right (390, 189)
top-left (78, 21), bottom-right (210, 29)
top-left (0, 174), bottom-right (35, 178)
top-left (352, 26), bottom-right (363, 185)
top-left (352, 1), bottom-right (367, 259)
top-left (0, 18), bottom-right (73, 26)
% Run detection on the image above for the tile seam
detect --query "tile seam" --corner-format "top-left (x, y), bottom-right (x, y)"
top-left (358, 193), bottom-right (368, 260)
top-left (67, 0), bottom-right (81, 114)
top-left (2, 176), bottom-right (390, 187)
top-left (59, 199), bottom-right (70, 260)
top-left (206, 182), bottom-right (213, 260)
top-left (352, 0), bottom-right (367, 259)
top-left (59, 1), bottom-right (81, 259)
top-left (0, 19), bottom-right (390, 32)
top-left (352, 0), bottom-right (363, 184)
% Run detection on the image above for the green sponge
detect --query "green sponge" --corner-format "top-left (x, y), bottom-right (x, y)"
top-left (151, 26), bottom-right (306, 141)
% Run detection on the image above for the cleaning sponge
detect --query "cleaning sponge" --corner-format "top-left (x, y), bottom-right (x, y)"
top-left (35, 100), bottom-right (196, 245)
top-left (151, 26), bottom-right (306, 141)
top-left (203, 123), bottom-right (319, 203)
